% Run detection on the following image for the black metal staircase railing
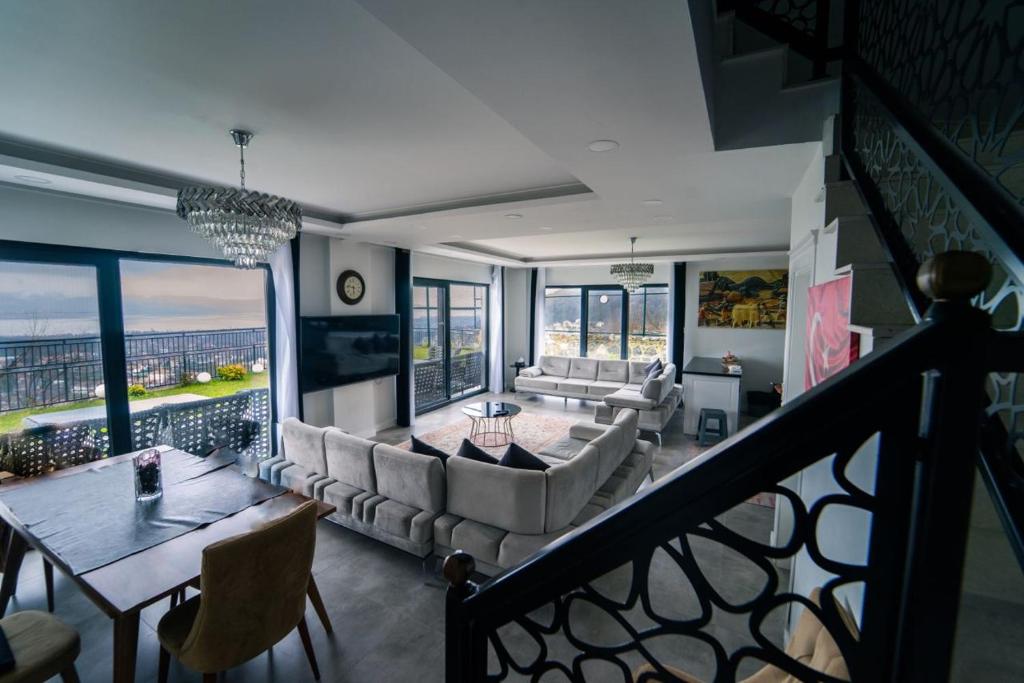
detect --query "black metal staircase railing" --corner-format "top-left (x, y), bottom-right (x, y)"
top-left (445, 253), bottom-right (1008, 681)
top-left (442, 3), bottom-right (1024, 681)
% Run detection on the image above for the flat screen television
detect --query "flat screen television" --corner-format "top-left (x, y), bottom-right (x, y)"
top-left (300, 315), bottom-right (400, 392)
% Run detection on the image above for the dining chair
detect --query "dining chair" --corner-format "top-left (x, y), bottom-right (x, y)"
top-left (156, 500), bottom-right (322, 682)
top-left (0, 610), bottom-right (80, 683)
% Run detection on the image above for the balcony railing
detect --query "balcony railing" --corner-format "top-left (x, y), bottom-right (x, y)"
top-left (0, 328), bottom-right (268, 412)
top-left (0, 388), bottom-right (271, 477)
top-left (414, 351), bottom-right (485, 411)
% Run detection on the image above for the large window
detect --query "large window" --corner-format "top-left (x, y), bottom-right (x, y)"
top-left (628, 285), bottom-right (669, 361)
top-left (542, 284), bottom-right (668, 360)
top-left (0, 243), bottom-right (276, 475)
top-left (413, 279), bottom-right (488, 412)
top-left (543, 287), bottom-right (582, 356)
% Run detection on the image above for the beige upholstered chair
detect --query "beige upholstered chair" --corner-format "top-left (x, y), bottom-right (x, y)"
top-left (157, 501), bottom-right (321, 682)
top-left (634, 587), bottom-right (858, 682)
top-left (0, 610), bottom-right (80, 683)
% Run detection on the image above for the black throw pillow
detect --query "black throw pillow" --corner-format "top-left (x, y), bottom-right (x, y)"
top-left (498, 442), bottom-right (550, 471)
top-left (410, 435), bottom-right (449, 465)
top-left (456, 438), bottom-right (499, 464)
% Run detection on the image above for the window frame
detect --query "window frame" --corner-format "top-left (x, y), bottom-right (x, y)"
top-left (543, 283), bottom-right (668, 360)
top-left (412, 277), bottom-right (490, 414)
top-left (628, 285), bottom-right (669, 360)
top-left (0, 239), bottom-right (279, 456)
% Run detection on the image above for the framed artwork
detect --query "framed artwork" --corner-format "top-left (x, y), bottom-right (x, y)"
top-left (805, 276), bottom-right (860, 390)
top-left (697, 270), bottom-right (788, 328)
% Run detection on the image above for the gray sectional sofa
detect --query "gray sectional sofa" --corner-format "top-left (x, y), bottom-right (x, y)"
top-left (434, 408), bottom-right (654, 575)
top-left (260, 418), bottom-right (445, 557)
top-left (515, 355), bottom-right (682, 440)
top-left (260, 411), bottom-right (653, 575)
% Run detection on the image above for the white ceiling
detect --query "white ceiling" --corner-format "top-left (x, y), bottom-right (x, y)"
top-left (0, 0), bottom-right (819, 265)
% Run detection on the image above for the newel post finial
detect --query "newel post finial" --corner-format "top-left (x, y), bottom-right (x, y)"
top-left (443, 551), bottom-right (476, 589)
top-left (916, 251), bottom-right (991, 303)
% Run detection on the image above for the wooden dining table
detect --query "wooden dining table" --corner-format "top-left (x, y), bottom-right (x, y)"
top-left (0, 448), bottom-right (335, 683)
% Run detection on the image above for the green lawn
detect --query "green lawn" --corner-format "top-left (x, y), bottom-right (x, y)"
top-left (0, 373), bottom-right (269, 434)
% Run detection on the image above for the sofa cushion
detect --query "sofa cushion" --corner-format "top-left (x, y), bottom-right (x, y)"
top-left (515, 375), bottom-right (562, 391)
top-left (538, 435), bottom-right (590, 461)
top-left (613, 409), bottom-right (639, 453)
top-left (645, 358), bottom-right (663, 378)
top-left (433, 513), bottom-right (462, 547)
top-left (544, 444), bottom-right (600, 533)
top-left (321, 481), bottom-right (363, 517)
top-left (279, 466), bottom-right (325, 497)
top-left (597, 359), bottom-right (629, 383)
top-left (282, 417), bottom-right (329, 476)
top-left (628, 361), bottom-right (651, 384)
top-left (498, 528), bottom-right (573, 568)
top-left (410, 435), bottom-right (449, 465)
top-left (498, 443), bottom-right (549, 471)
top-left (373, 499), bottom-right (420, 540)
top-left (539, 356), bottom-right (571, 377)
top-left (447, 456), bottom-right (547, 534)
top-left (456, 439), bottom-right (499, 464)
top-left (519, 366), bottom-right (542, 378)
top-left (557, 378), bottom-right (593, 393)
top-left (641, 373), bottom-right (665, 400)
top-left (450, 519), bottom-right (508, 564)
top-left (588, 380), bottom-right (624, 397)
top-left (593, 426), bottom-right (627, 483)
top-left (568, 358), bottom-right (599, 380)
top-left (373, 443), bottom-right (446, 513)
top-left (324, 429), bottom-right (377, 492)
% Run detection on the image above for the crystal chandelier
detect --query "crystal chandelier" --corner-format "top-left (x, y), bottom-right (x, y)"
top-left (610, 236), bottom-right (654, 292)
top-left (176, 130), bottom-right (302, 268)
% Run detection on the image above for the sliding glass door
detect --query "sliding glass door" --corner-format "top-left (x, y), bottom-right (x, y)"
top-left (413, 279), bottom-right (488, 413)
top-left (0, 259), bottom-right (112, 473)
top-left (0, 241), bottom-right (276, 476)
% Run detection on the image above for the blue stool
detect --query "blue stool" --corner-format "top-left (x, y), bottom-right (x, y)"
top-left (698, 408), bottom-right (728, 446)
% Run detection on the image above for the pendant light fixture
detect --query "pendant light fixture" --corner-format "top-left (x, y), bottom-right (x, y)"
top-left (610, 236), bottom-right (654, 292)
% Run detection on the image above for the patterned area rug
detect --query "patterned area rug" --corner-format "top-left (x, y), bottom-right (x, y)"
top-left (399, 413), bottom-right (578, 457)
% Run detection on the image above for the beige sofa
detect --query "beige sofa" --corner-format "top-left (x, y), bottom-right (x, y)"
top-left (515, 355), bottom-right (682, 441)
top-left (260, 418), bottom-right (446, 557)
top-left (432, 409), bottom-right (654, 576)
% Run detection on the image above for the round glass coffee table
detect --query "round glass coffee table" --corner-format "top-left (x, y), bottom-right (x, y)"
top-left (462, 401), bottom-right (522, 447)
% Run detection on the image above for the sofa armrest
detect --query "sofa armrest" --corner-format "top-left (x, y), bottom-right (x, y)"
top-left (519, 366), bottom-right (543, 378)
top-left (569, 421), bottom-right (611, 441)
top-left (604, 392), bottom-right (657, 410)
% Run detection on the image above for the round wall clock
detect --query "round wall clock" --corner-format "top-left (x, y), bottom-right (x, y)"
top-left (336, 269), bottom-right (366, 305)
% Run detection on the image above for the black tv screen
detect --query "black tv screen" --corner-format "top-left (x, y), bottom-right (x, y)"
top-left (300, 315), bottom-right (400, 392)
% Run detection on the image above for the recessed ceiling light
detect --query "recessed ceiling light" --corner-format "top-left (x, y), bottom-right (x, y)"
top-left (588, 139), bottom-right (619, 152)
top-left (13, 174), bottom-right (52, 185)
top-left (504, 213), bottom-right (523, 220)
top-left (539, 226), bottom-right (553, 231)
top-left (643, 199), bottom-right (663, 206)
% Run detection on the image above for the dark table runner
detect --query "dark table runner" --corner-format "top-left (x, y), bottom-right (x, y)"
top-left (0, 449), bottom-right (285, 575)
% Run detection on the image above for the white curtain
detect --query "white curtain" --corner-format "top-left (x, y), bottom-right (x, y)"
top-left (532, 267), bottom-right (547, 363)
top-left (666, 263), bottom-right (677, 366)
top-left (488, 265), bottom-right (504, 393)
top-left (269, 242), bottom-right (300, 451)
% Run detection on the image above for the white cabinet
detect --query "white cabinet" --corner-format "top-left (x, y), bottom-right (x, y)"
top-left (681, 359), bottom-right (741, 437)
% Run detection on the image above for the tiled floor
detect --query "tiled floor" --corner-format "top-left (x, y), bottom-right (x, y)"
top-left (17, 391), bottom-right (778, 682)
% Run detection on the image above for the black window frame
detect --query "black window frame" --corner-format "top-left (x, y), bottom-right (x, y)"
top-left (543, 283), bottom-right (668, 360)
top-left (412, 277), bottom-right (490, 414)
top-left (0, 239), bottom-right (279, 456)
top-left (627, 284), bottom-right (670, 360)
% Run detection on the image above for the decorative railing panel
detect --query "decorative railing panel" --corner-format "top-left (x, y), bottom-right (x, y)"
top-left (0, 328), bottom-right (268, 412)
top-left (415, 351), bottom-right (485, 411)
top-left (0, 388), bottom-right (270, 477)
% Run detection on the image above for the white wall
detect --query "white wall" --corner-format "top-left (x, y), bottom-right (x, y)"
top-left (683, 255), bottom-right (788, 408)
top-left (312, 239), bottom-right (397, 437)
top-left (414, 252), bottom-right (491, 284)
top-left (503, 267), bottom-right (531, 386)
top-left (0, 184), bottom-right (220, 258)
top-left (298, 233), bottom-right (335, 427)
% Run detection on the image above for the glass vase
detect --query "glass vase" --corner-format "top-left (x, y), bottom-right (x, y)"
top-left (133, 449), bottom-right (163, 501)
